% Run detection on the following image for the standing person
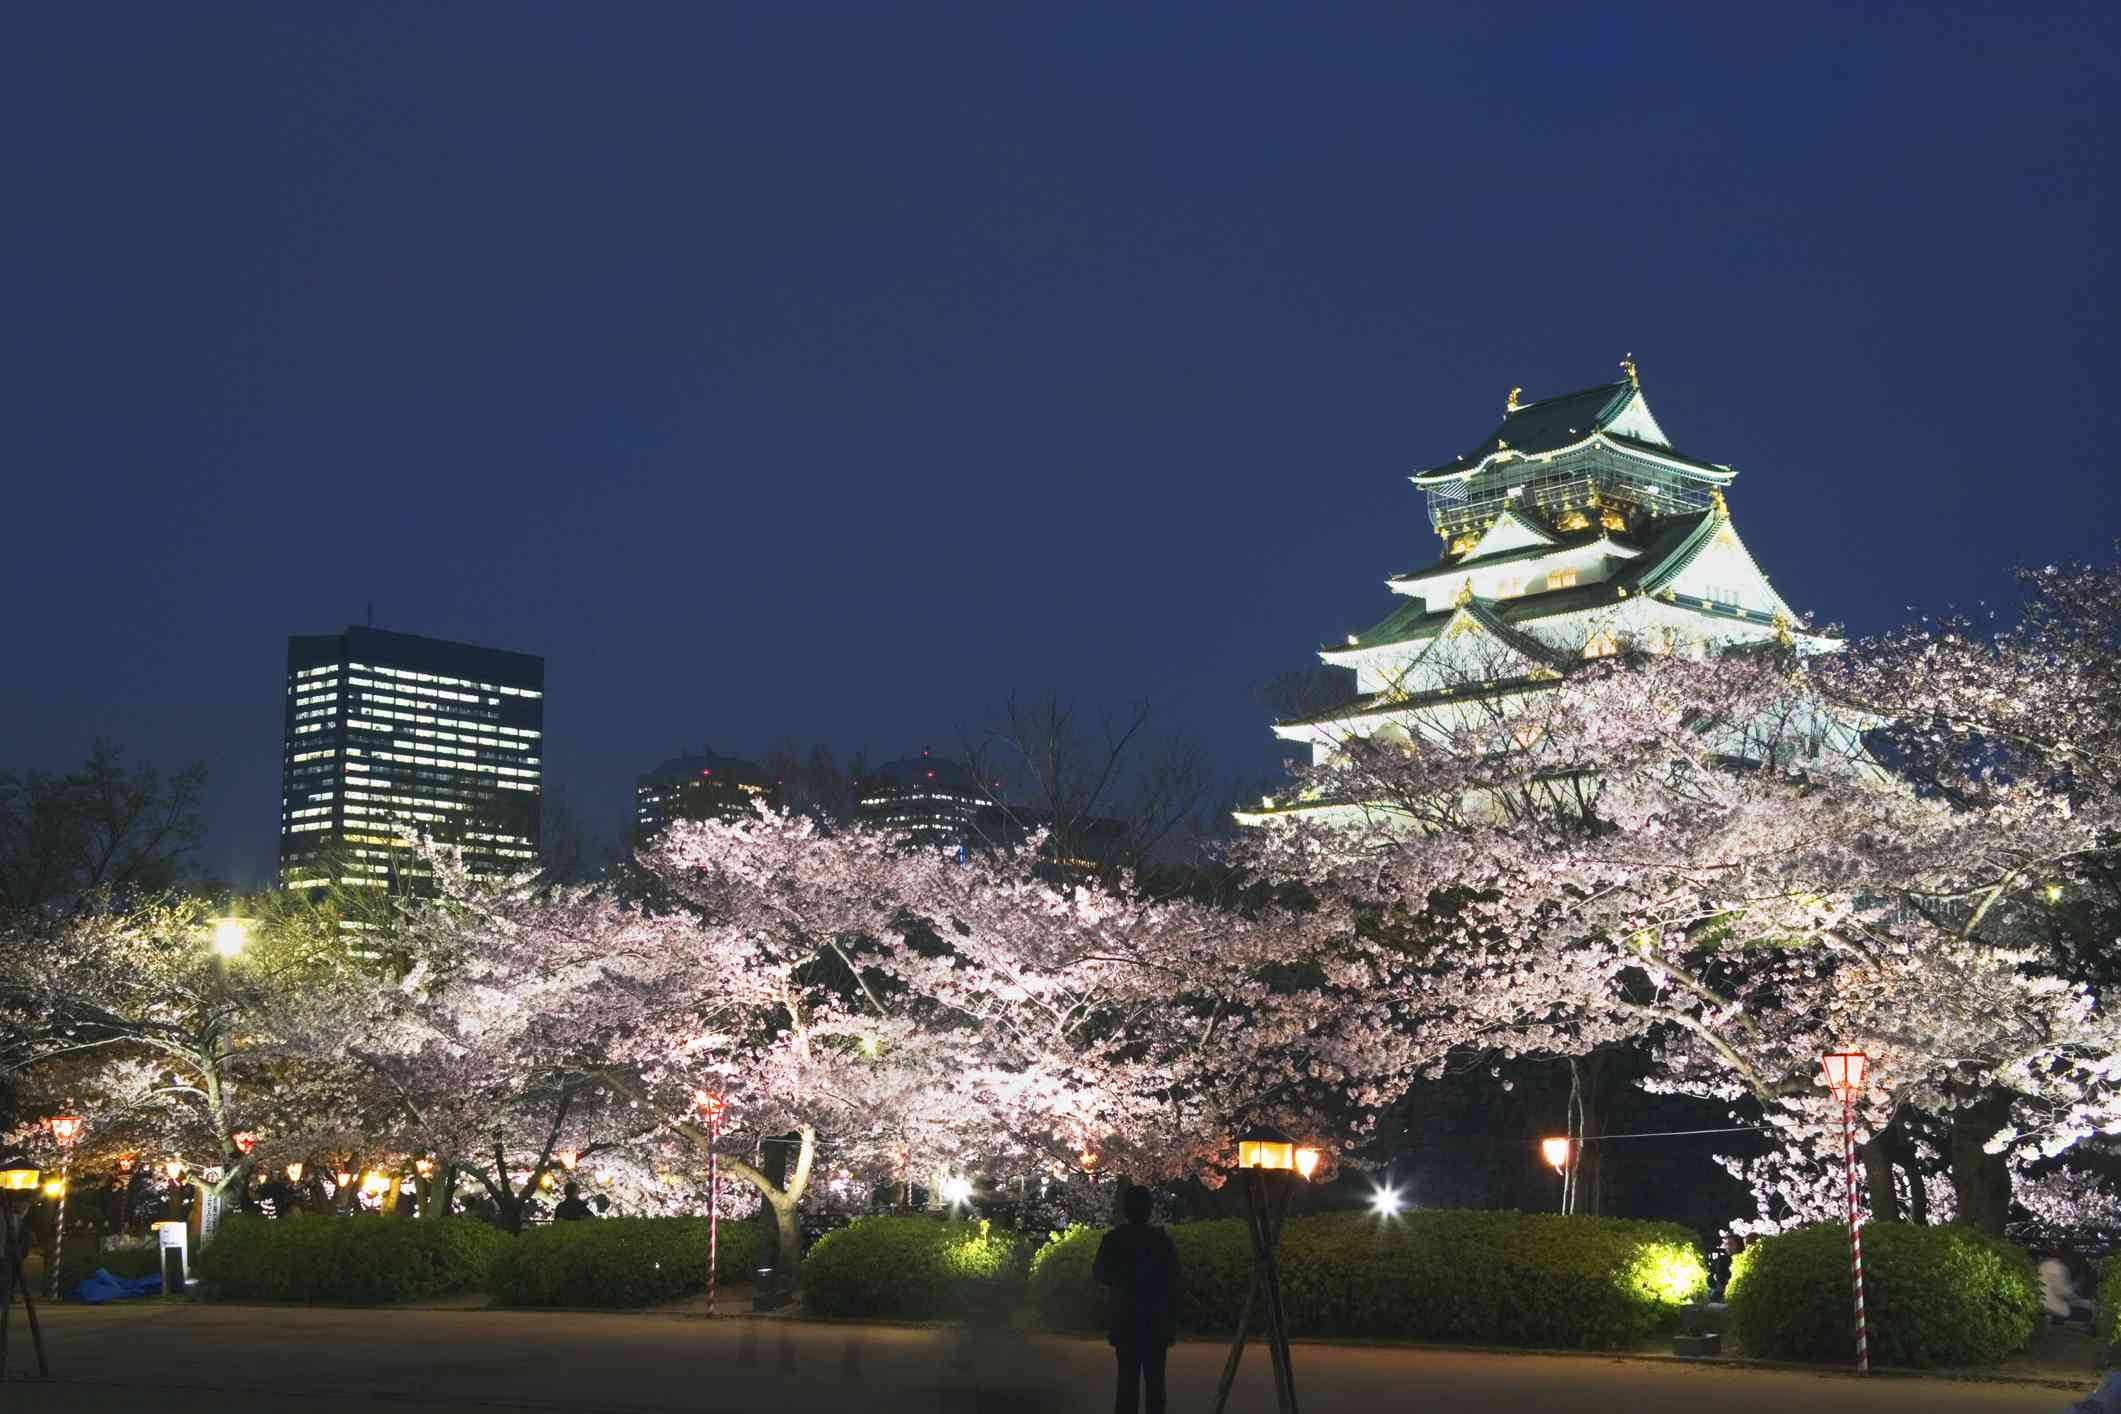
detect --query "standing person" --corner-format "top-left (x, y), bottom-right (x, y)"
top-left (1093, 1185), bottom-right (1179, 1414)
top-left (553, 1183), bottom-right (595, 1222)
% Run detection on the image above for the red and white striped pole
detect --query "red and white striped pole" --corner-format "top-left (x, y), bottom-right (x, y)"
top-left (1843, 1094), bottom-right (1867, 1374)
top-left (696, 1091), bottom-right (724, 1318)
top-left (1822, 1051), bottom-right (1869, 1375)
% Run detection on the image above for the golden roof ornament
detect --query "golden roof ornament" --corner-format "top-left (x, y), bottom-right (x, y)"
top-left (1454, 578), bottom-right (1475, 607)
top-left (1709, 486), bottom-right (1727, 516)
top-left (1506, 386), bottom-right (1522, 412)
top-left (1620, 352), bottom-right (1638, 386)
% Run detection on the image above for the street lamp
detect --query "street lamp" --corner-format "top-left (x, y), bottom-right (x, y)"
top-left (284, 1163), bottom-right (304, 1184)
top-left (43, 1116), bottom-right (82, 1301)
top-left (1369, 1181), bottom-right (1405, 1218)
top-left (209, 917), bottom-right (251, 959)
top-left (694, 1090), bottom-right (725, 1318)
top-left (1541, 1136), bottom-right (1578, 1213)
top-left (1821, 1050), bottom-right (1871, 1375)
top-left (0, 1166), bottom-right (49, 1377)
top-left (1212, 1123), bottom-right (1314, 1414)
top-left (163, 1159), bottom-right (185, 1184)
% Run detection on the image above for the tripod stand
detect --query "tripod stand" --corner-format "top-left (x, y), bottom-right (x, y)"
top-left (0, 1180), bottom-right (51, 1380)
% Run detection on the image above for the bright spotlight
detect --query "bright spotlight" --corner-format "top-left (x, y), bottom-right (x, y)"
top-left (1369, 1183), bottom-right (1405, 1218)
top-left (940, 1175), bottom-right (973, 1207)
top-left (211, 917), bottom-right (251, 958)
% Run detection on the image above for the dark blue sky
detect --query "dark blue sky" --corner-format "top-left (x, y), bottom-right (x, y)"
top-left (6, 3), bottom-right (2116, 884)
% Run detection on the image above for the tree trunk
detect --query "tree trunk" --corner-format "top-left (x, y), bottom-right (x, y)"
top-left (1861, 1136), bottom-right (1900, 1224)
top-left (1575, 1053), bottom-right (1605, 1217)
top-left (1950, 1091), bottom-right (2014, 1236)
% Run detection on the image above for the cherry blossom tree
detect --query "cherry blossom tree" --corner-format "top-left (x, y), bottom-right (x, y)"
top-left (0, 895), bottom-right (373, 1228)
top-left (1247, 589), bottom-right (2121, 1231)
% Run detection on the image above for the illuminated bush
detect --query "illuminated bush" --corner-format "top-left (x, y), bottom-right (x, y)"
top-left (802, 1215), bottom-right (1022, 1319)
top-left (488, 1216), bottom-right (763, 1308)
top-left (1726, 1222), bottom-right (2038, 1366)
top-left (1029, 1209), bottom-right (1705, 1348)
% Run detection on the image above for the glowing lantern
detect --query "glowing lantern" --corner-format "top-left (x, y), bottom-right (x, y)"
top-left (415, 1158), bottom-right (434, 1178)
top-left (285, 1163), bottom-right (305, 1183)
top-left (0, 1169), bottom-right (40, 1192)
top-left (1541, 1137), bottom-right (1572, 1173)
top-left (43, 1178), bottom-right (66, 1199)
top-left (334, 1170), bottom-right (352, 1189)
top-left (1294, 1146), bottom-right (1323, 1181)
top-left (555, 1149), bottom-right (578, 1172)
top-left (232, 1131), bottom-right (257, 1155)
top-left (164, 1159), bottom-right (186, 1183)
top-left (1236, 1124), bottom-right (1295, 1171)
top-left (49, 1115), bottom-right (83, 1146)
top-left (1820, 1051), bottom-right (1868, 1103)
top-left (361, 1172), bottom-right (391, 1196)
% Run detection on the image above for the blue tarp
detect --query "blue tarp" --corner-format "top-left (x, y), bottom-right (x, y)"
top-left (67, 1268), bottom-right (163, 1304)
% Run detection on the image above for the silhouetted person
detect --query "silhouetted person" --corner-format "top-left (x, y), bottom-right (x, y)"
top-left (553, 1182), bottom-right (595, 1222)
top-left (1093, 1185), bottom-right (1178, 1414)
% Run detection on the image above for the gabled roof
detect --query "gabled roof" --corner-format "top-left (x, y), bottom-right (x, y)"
top-left (1411, 377), bottom-right (1734, 486)
top-left (1415, 380), bottom-right (1638, 483)
top-left (1323, 510), bottom-right (1718, 659)
top-left (1392, 522), bottom-right (1638, 586)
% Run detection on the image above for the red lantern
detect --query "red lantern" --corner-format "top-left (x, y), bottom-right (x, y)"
top-left (232, 1131), bottom-right (258, 1155)
top-left (692, 1090), bottom-right (725, 1121)
top-left (1820, 1051), bottom-right (1868, 1103)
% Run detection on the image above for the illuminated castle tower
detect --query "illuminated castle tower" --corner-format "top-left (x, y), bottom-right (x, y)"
top-left (1243, 359), bottom-right (1834, 824)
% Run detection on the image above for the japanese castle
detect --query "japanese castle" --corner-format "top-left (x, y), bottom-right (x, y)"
top-left (1242, 359), bottom-right (1834, 824)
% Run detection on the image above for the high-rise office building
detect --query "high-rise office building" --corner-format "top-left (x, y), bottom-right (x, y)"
top-left (632, 749), bottom-right (773, 842)
top-left (280, 626), bottom-right (545, 891)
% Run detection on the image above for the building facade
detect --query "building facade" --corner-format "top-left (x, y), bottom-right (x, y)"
top-left (280, 626), bottom-right (545, 890)
top-left (632, 749), bottom-right (773, 842)
top-left (854, 750), bottom-right (1006, 853)
top-left (1242, 362), bottom-right (1840, 825)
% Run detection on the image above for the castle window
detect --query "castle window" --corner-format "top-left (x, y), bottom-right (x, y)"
top-left (1546, 568), bottom-right (1579, 590)
top-left (1583, 630), bottom-right (1618, 659)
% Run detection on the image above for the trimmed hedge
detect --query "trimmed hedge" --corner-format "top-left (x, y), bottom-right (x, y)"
top-left (802, 1216), bottom-right (1021, 1320)
top-left (198, 1214), bottom-right (507, 1304)
top-left (488, 1217), bottom-right (764, 1308)
top-left (1727, 1222), bottom-right (2039, 1367)
top-left (2101, 1260), bottom-right (2121, 1345)
top-left (1030, 1210), bottom-right (1706, 1349)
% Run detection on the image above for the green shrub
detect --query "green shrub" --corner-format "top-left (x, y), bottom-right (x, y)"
top-left (1727, 1222), bottom-right (2039, 1367)
top-left (1030, 1210), bottom-right (1705, 1349)
top-left (488, 1217), bottom-right (763, 1308)
top-left (802, 1216), bottom-right (1021, 1320)
top-left (56, 1239), bottom-right (166, 1298)
top-left (197, 1214), bottom-right (507, 1304)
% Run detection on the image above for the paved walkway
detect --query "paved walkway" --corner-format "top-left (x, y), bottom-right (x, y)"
top-left (0, 1302), bottom-right (2093, 1412)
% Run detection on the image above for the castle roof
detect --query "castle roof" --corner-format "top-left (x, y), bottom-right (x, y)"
top-left (1413, 376), bottom-right (1732, 486)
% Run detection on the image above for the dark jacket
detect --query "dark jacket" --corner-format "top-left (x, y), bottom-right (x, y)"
top-left (1092, 1222), bottom-right (1179, 1348)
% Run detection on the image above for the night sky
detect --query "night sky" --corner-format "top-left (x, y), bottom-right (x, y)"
top-left (6, 4), bottom-right (2117, 885)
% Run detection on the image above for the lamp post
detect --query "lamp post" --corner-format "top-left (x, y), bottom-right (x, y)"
top-left (1541, 1136), bottom-right (1573, 1213)
top-left (1212, 1124), bottom-right (1317, 1414)
top-left (1821, 1050), bottom-right (1870, 1374)
top-left (694, 1091), bottom-right (724, 1317)
top-left (43, 1118), bottom-right (81, 1301)
top-left (0, 1166), bottom-right (49, 1379)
